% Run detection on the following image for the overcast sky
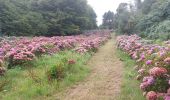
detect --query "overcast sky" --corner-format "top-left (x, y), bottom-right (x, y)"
top-left (87, 0), bottom-right (133, 25)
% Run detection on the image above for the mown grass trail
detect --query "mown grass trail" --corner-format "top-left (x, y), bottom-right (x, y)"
top-left (48, 36), bottom-right (123, 100)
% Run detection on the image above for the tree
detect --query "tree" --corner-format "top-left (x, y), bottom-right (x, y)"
top-left (0, 0), bottom-right (97, 36)
top-left (141, 0), bottom-right (156, 14)
top-left (102, 11), bottom-right (115, 29)
top-left (113, 0), bottom-right (170, 40)
top-left (115, 3), bottom-right (133, 34)
top-left (135, 0), bottom-right (142, 10)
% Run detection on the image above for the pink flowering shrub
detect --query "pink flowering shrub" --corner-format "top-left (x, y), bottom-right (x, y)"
top-left (117, 34), bottom-right (170, 99)
top-left (149, 67), bottom-right (167, 77)
top-left (74, 32), bottom-right (110, 54)
top-left (0, 31), bottom-right (111, 68)
top-left (6, 48), bottom-right (35, 68)
top-left (146, 91), bottom-right (157, 100)
top-left (164, 57), bottom-right (170, 64)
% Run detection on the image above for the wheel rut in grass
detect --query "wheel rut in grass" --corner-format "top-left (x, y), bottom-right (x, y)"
top-left (53, 37), bottom-right (123, 100)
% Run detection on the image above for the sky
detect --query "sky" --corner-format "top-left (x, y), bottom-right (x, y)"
top-left (87, 0), bottom-right (133, 25)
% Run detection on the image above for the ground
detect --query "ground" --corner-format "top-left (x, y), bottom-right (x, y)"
top-left (48, 36), bottom-right (123, 100)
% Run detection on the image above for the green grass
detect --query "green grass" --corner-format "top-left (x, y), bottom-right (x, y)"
top-left (0, 51), bottom-right (91, 100)
top-left (116, 49), bottom-right (145, 100)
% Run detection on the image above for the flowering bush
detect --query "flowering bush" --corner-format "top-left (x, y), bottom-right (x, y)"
top-left (117, 34), bottom-right (170, 100)
top-left (149, 67), bottom-right (167, 77)
top-left (146, 91), bottom-right (157, 100)
top-left (6, 48), bottom-right (35, 68)
top-left (0, 31), bottom-right (111, 69)
top-left (74, 32), bottom-right (111, 54)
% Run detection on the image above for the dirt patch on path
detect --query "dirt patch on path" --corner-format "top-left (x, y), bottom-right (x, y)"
top-left (50, 37), bottom-right (123, 100)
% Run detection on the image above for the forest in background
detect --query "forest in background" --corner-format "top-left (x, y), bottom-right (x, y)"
top-left (1, 0), bottom-right (170, 40)
top-left (0, 0), bottom-right (97, 36)
top-left (101, 0), bottom-right (170, 40)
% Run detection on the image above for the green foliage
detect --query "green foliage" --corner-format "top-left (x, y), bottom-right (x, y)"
top-left (116, 3), bottom-right (136, 34)
top-left (105, 0), bottom-right (170, 40)
top-left (116, 49), bottom-right (145, 100)
top-left (47, 62), bottom-right (65, 81)
top-left (146, 77), bottom-right (169, 92)
top-left (146, 20), bottom-right (170, 40)
top-left (134, 0), bottom-right (170, 40)
top-left (141, 0), bottom-right (156, 14)
top-left (135, 0), bottom-right (142, 10)
top-left (0, 51), bottom-right (91, 99)
top-left (102, 3), bottom-right (136, 34)
top-left (0, 0), bottom-right (97, 36)
top-left (101, 11), bottom-right (115, 29)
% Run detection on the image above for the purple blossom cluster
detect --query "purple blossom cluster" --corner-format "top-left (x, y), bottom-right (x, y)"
top-left (117, 35), bottom-right (170, 100)
top-left (140, 76), bottom-right (155, 91)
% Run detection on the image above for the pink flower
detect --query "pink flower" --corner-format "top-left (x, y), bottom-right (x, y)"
top-left (140, 54), bottom-right (145, 60)
top-left (149, 67), bottom-right (167, 77)
top-left (147, 50), bottom-right (153, 55)
top-left (164, 57), bottom-right (170, 64)
top-left (164, 95), bottom-right (170, 100)
top-left (140, 76), bottom-right (155, 91)
top-left (157, 93), bottom-right (165, 98)
top-left (167, 88), bottom-right (170, 95)
top-left (146, 60), bottom-right (152, 65)
top-left (165, 88), bottom-right (170, 100)
top-left (132, 52), bottom-right (138, 59)
top-left (140, 82), bottom-right (149, 90)
top-left (138, 68), bottom-right (146, 75)
top-left (146, 91), bottom-right (157, 100)
top-left (143, 76), bottom-right (155, 85)
top-left (159, 51), bottom-right (166, 57)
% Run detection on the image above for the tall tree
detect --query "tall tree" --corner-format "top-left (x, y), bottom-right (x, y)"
top-left (115, 3), bottom-right (132, 34)
top-left (102, 11), bottom-right (115, 29)
top-left (135, 0), bottom-right (142, 10)
top-left (0, 0), bottom-right (97, 36)
top-left (113, 0), bottom-right (170, 40)
top-left (141, 0), bottom-right (156, 14)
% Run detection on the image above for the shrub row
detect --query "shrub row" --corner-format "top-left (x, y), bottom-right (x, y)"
top-left (117, 35), bottom-right (170, 100)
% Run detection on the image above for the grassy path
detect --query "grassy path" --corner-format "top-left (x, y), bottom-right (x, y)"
top-left (49, 37), bottom-right (123, 100)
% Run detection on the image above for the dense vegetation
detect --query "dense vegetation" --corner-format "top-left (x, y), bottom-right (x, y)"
top-left (100, 11), bottom-right (115, 29)
top-left (117, 35), bottom-right (170, 100)
top-left (0, 31), bottom-right (111, 99)
top-left (116, 49), bottom-right (145, 100)
top-left (102, 0), bottom-right (170, 40)
top-left (0, 0), bottom-right (97, 36)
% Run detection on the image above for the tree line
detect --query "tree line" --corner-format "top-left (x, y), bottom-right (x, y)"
top-left (0, 0), bottom-right (97, 36)
top-left (101, 0), bottom-right (170, 40)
